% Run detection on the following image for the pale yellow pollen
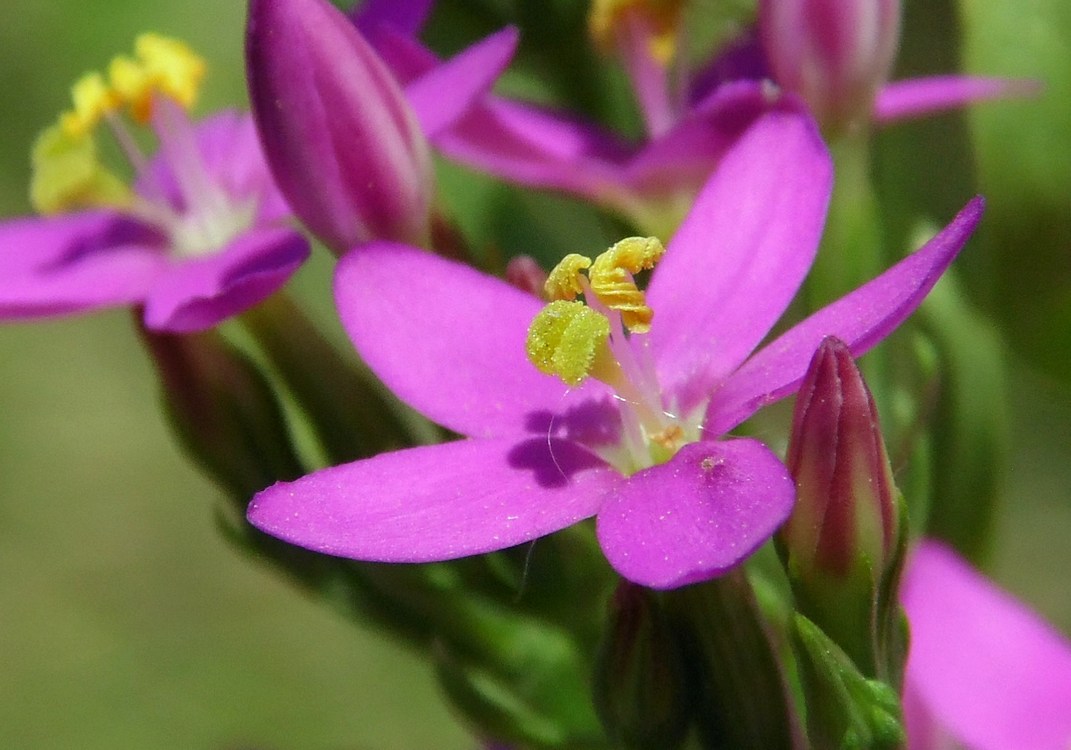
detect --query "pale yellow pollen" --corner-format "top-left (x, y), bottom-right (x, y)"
top-left (110, 33), bottom-right (206, 123)
top-left (544, 253), bottom-right (593, 301)
top-left (59, 72), bottom-right (120, 138)
top-left (588, 0), bottom-right (685, 64)
top-left (525, 300), bottom-right (612, 386)
top-left (588, 235), bottom-right (665, 333)
top-left (29, 124), bottom-right (131, 214)
top-left (650, 423), bottom-right (684, 450)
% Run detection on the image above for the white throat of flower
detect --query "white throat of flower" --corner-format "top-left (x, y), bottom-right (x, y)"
top-left (525, 237), bottom-right (704, 474)
top-left (29, 33), bottom-right (257, 259)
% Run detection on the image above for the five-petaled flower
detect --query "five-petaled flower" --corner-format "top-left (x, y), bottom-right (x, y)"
top-left (248, 107), bottom-right (983, 589)
top-left (0, 33), bottom-right (309, 332)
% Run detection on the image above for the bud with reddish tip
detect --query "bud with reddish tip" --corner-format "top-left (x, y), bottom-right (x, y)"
top-left (246, 0), bottom-right (433, 253)
top-left (780, 336), bottom-right (905, 678)
top-left (759, 0), bottom-right (901, 131)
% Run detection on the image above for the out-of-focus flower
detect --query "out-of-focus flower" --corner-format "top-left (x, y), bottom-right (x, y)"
top-left (902, 540), bottom-right (1071, 750)
top-left (0, 34), bottom-right (309, 332)
top-left (759, 0), bottom-right (900, 130)
top-left (756, 0), bottom-right (1036, 132)
top-left (248, 108), bottom-right (983, 590)
top-left (357, 0), bottom-right (779, 234)
top-left (246, 0), bottom-right (518, 254)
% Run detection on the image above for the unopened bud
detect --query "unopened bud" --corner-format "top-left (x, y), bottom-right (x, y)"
top-left (759, 0), bottom-right (901, 131)
top-left (246, 0), bottom-right (432, 253)
top-left (138, 320), bottom-right (303, 500)
top-left (504, 255), bottom-right (548, 298)
top-left (593, 582), bottom-right (692, 750)
top-left (780, 336), bottom-right (905, 677)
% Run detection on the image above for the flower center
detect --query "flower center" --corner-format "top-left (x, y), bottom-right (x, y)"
top-left (29, 33), bottom-right (256, 258)
top-left (588, 0), bottom-right (685, 64)
top-left (525, 237), bottom-right (702, 474)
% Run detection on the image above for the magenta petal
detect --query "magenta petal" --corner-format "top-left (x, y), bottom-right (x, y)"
top-left (405, 26), bottom-right (519, 138)
top-left (0, 213), bottom-right (166, 319)
top-left (335, 242), bottom-right (610, 438)
top-left (435, 97), bottom-right (631, 202)
top-left (142, 228), bottom-right (309, 332)
top-left (708, 196), bottom-right (984, 435)
top-left (874, 76), bottom-right (1040, 123)
top-left (646, 105), bottom-right (832, 411)
top-left (623, 80), bottom-right (772, 195)
top-left (596, 439), bottom-right (795, 589)
top-left (352, 0), bottom-right (434, 37)
top-left (902, 540), bottom-right (1071, 750)
top-left (248, 437), bottom-right (619, 562)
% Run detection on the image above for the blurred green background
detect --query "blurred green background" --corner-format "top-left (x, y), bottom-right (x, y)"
top-left (0, 1), bottom-right (1068, 748)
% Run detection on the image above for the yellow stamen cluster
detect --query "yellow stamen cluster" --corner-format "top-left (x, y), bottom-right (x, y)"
top-left (526, 236), bottom-right (665, 385)
top-left (59, 33), bottom-right (206, 137)
top-left (30, 124), bottom-right (130, 214)
top-left (588, 0), bottom-right (685, 64)
top-left (31, 34), bottom-right (205, 214)
top-left (526, 300), bottom-right (613, 386)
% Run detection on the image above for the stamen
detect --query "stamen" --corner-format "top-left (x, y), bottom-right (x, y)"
top-left (544, 253), bottom-right (593, 301)
top-left (29, 124), bottom-right (131, 214)
top-left (526, 300), bottom-right (613, 386)
top-left (588, 235), bottom-right (664, 333)
top-left (109, 34), bottom-right (206, 123)
top-left (588, 0), bottom-right (685, 64)
top-left (60, 72), bottom-right (120, 138)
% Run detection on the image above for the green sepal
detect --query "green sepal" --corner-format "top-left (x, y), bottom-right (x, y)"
top-left (663, 571), bottom-right (806, 750)
top-left (240, 294), bottom-right (427, 467)
top-left (593, 583), bottom-right (693, 750)
top-left (138, 320), bottom-right (304, 501)
top-left (791, 613), bottom-right (905, 750)
top-left (433, 603), bottom-right (607, 749)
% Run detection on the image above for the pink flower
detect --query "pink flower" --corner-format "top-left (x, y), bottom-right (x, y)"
top-left (248, 108), bottom-right (983, 589)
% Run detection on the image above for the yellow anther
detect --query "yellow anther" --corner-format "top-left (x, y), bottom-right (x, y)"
top-left (109, 33), bottom-right (206, 122)
top-left (29, 124), bottom-right (131, 214)
top-left (544, 253), bottom-right (593, 301)
top-left (135, 33), bottom-right (206, 108)
top-left (588, 0), bottom-right (685, 64)
top-left (526, 300), bottom-right (612, 386)
top-left (59, 72), bottom-right (120, 138)
top-left (588, 235), bottom-right (665, 333)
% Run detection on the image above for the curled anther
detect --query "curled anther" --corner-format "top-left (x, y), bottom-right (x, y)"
top-left (544, 253), bottom-right (593, 301)
top-left (589, 235), bottom-right (665, 333)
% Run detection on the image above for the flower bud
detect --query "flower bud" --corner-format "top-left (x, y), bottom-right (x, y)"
top-left (780, 336), bottom-right (904, 676)
top-left (759, 0), bottom-right (901, 131)
top-left (138, 320), bottom-right (303, 501)
top-left (593, 582), bottom-right (692, 750)
top-left (246, 0), bottom-right (433, 253)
